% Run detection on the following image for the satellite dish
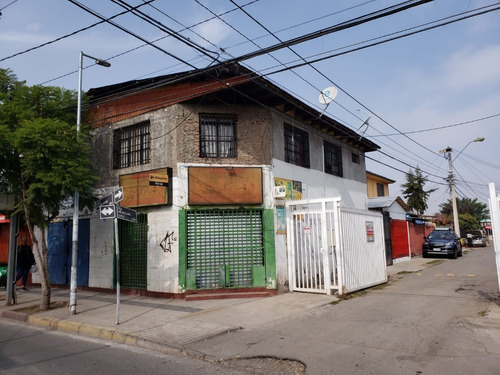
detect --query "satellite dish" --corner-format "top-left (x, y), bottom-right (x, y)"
top-left (319, 86), bottom-right (338, 105)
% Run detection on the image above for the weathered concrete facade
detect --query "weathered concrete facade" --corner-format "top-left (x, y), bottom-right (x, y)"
top-left (68, 63), bottom-right (379, 296)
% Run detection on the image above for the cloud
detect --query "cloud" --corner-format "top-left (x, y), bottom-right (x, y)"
top-left (442, 44), bottom-right (500, 91)
top-left (193, 18), bottom-right (231, 47)
top-left (26, 23), bottom-right (41, 32)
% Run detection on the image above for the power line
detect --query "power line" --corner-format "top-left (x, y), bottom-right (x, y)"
top-left (223, 0), bottom-right (453, 183)
top-left (111, 0), bottom-right (220, 62)
top-left (0, 0), bottom-right (19, 11)
top-left (370, 113), bottom-right (500, 137)
top-left (0, 1), bottom-right (155, 63)
top-left (67, 0), bottom-right (198, 69)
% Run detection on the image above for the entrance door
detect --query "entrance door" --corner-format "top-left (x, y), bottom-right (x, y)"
top-left (48, 219), bottom-right (89, 286)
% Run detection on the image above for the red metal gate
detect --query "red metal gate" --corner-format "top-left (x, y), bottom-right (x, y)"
top-left (408, 222), bottom-right (434, 256)
top-left (390, 219), bottom-right (409, 259)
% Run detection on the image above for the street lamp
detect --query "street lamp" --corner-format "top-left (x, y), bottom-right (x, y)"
top-left (440, 137), bottom-right (485, 238)
top-left (70, 51), bottom-right (110, 315)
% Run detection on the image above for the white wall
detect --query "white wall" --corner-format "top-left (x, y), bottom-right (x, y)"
top-left (146, 208), bottom-right (180, 293)
top-left (270, 158), bottom-right (369, 292)
top-left (388, 202), bottom-right (407, 221)
top-left (88, 216), bottom-right (114, 289)
top-left (271, 159), bottom-right (368, 209)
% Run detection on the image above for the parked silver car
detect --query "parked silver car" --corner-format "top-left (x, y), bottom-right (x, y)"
top-left (469, 230), bottom-right (487, 247)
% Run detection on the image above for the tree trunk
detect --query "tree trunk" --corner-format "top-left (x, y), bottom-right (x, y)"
top-left (22, 206), bottom-right (51, 311)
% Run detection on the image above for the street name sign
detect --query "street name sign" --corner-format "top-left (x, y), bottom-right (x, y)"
top-left (95, 193), bottom-right (113, 207)
top-left (117, 206), bottom-right (137, 223)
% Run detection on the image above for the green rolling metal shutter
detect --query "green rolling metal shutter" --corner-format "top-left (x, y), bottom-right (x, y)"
top-left (186, 209), bottom-right (264, 289)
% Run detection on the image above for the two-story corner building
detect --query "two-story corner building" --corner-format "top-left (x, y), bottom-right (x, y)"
top-left (63, 62), bottom-right (379, 298)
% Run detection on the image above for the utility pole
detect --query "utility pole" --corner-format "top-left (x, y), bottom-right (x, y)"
top-left (440, 137), bottom-right (485, 238)
top-left (442, 147), bottom-right (460, 237)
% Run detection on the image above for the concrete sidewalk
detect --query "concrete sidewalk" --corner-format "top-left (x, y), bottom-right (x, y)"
top-left (1, 254), bottom-right (498, 359)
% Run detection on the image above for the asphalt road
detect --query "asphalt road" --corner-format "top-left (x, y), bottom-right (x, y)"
top-left (0, 319), bottom-right (253, 375)
top-left (191, 246), bottom-right (500, 374)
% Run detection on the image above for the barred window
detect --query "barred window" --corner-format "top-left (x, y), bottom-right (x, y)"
top-left (324, 141), bottom-right (343, 177)
top-left (199, 114), bottom-right (236, 158)
top-left (113, 121), bottom-right (151, 169)
top-left (284, 124), bottom-right (309, 168)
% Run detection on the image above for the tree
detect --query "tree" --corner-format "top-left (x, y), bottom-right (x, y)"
top-left (439, 197), bottom-right (489, 225)
top-left (0, 69), bottom-right (96, 310)
top-left (401, 167), bottom-right (437, 216)
top-left (458, 213), bottom-right (479, 232)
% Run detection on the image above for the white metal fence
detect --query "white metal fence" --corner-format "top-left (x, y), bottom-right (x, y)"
top-left (338, 207), bottom-right (387, 294)
top-left (488, 183), bottom-right (500, 292)
top-left (286, 198), bottom-right (387, 296)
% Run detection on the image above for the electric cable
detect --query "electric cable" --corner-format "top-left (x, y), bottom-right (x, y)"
top-left (67, 0), bottom-right (198, 69)
top-left (0, 1), bottom-right (155, 63)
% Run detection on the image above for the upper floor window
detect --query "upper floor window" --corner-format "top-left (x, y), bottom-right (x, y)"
top-left (284, 124), bottom-right (310, 168)
top-left (324, 141), bottom-right (343, 177)
top-left (113, 120), bottom-right (150, 169)
top-left (352, 152), bottom-right (360, 164)
top-left (199, 114), bottom-right (236, 158)
top-left (377, 183), bottom-right (385, 197)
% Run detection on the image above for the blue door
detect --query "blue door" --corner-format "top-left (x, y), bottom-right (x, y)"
top-left (48, 219), bottom-right (89, 286)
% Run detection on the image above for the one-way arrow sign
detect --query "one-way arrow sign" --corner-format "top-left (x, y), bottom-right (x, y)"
top-left (114, 187), bottom-right (124, 203)
top-left (99, 204), bottom-right (116, 219)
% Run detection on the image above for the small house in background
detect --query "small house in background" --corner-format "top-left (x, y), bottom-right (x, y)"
top-left (366, 171), bottom-right (395, 198)
top-left (367, 170), bottom-right (434, 264)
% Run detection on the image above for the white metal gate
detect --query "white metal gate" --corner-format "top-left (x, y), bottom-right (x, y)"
top-left (286, 198), bottom-right (341, 295)
top-left (286, 198), bottom-right (387, 295)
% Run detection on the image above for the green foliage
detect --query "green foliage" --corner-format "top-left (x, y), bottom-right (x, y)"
top-left (458, 213), bottom-right (480, 232)
top-left (401, 167), bottom-right (437, 215)
top-left (0, 68), bottom-right (96, 227)
top-left (439, 197), bottom-right (489, 224)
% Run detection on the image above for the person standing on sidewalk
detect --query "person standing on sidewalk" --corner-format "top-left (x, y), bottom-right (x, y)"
top-left (15, 237), bottom-right (35, 291)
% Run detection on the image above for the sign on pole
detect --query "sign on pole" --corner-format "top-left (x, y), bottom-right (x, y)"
top-left (95, 193), bottom-right (113, 208)
top-left (99, 204), bottom-right (116, 219)
top-left (117, 206), bottom-right (137, 223)
top-left (114, 187), bottom-right (124, 203)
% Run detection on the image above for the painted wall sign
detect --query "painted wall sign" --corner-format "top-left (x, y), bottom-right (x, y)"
top-left (120, 168), bottom-right (172, 208)
top-left (188, 167), bottom-right (263, 205)
top-left (366, 221), bottom-right (375, 242)
top-left (274, 178), bottom-right (303, 200)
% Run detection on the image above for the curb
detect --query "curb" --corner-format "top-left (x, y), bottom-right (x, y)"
top-left (6, 313), bottom-right (186, 356)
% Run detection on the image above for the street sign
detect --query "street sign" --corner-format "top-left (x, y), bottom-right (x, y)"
top-left (114, 187), bottom-right (124, 203)
top-left (95, 193), bottom-right (113, 207)
top-left (117, 205), bottom-right (137, 223)
top-left (99, 204), bottom-right (116, 219)
top-left (149, 173), bottom-right (169, 186)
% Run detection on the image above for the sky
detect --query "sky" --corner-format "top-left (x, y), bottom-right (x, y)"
top-left (1, 0), bottom-right (499, 215)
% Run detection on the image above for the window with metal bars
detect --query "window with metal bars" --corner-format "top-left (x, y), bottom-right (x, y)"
top-left (199, 114), bottom-right (236, 158)
top-left (284, 123), bottom-right (310, 168)
top-left (113, 120), bottom-right (151, 169)
top-left (324, 140), bottom-right (343, 177)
